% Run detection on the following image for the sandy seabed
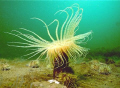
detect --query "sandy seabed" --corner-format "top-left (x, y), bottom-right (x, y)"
top-left (0, 58), bottom-right (120, 88)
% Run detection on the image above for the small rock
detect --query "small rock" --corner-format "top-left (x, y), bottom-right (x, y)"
top-left (27, 60), bottom-right (39, 68)
top-left (30, 81), bottom-right (67, 88)
top-left (1, 63), bottom-right (11, 71)
top-left (98, 63), bottom-right (111, 75)
top-left (89, 60), bottom-right (100, 71)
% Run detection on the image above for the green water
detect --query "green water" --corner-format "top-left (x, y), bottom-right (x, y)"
top-left (0, 1), bottom-right (120, 59)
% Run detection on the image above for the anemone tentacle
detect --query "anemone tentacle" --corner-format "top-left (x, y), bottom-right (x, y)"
top-left (47, 19), bottom-right (59, 41)
top-left (19, 28), bottom-right (49, 43)
top-left (31, 17), bottom-right (55, 42)
top-left (7, 4), bottom-right (92, 68)
top-left (55, 10), bottom-right (69, 40)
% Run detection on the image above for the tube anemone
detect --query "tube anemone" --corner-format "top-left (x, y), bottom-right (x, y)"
top-left (7, 4), bottom-right (92, 78)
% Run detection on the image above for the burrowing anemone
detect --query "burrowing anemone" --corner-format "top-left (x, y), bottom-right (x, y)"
top-left (7, 4), bottom-right (92, 78)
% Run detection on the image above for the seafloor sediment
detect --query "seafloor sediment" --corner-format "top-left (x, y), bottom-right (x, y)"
top-left (0, 57), bottom-right (120, 88)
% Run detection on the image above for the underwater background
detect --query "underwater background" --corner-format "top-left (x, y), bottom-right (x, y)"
top-left (0, 0), bottom-right (120, 59)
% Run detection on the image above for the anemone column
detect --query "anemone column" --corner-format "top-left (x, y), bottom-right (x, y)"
top-left (53, 52), bottom-right (74, 79)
